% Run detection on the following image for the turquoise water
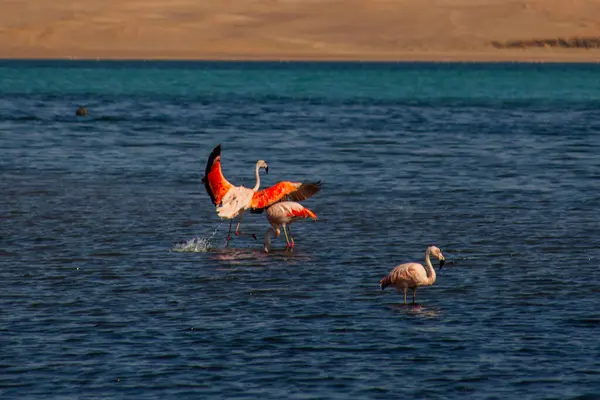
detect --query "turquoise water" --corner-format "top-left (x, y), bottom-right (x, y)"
top-left (3, 61), bottom-right (600, 102)
top-left (1, 61), bottom-right (599, 399)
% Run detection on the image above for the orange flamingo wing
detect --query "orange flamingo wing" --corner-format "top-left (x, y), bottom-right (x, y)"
top-left (202, 144), bottom-right (233, 206)
top-left (288, 206), bottom-right (318, 220)
top-left (250, 181), bottom-right (321, 210)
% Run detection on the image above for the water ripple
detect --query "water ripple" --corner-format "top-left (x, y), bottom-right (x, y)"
top-left (1, 62), bottom-right (600, 399)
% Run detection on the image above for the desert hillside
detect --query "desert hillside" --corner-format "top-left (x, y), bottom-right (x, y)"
top-left (1, 0), bottom-right (600, 61)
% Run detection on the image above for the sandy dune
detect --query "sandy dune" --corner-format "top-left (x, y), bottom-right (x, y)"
top-left (1, 0), bottom-right (600, 61)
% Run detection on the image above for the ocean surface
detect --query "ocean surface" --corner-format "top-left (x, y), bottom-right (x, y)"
top-left (1, 60), bottom-right (599, 399)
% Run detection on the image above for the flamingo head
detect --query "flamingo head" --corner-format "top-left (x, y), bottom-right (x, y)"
top-left (429, 245), bottom-right (446, 269)
top-left (257, 160), bottom-right (269, 174)
top-left (264, 227), bottom-right (276, 254)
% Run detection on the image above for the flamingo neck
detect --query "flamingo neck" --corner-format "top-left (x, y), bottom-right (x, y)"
top-left (252, 162), bottom-right (261, 192)
top-left (424, 248), bottom-right (437, 285)
top-left (264, 227), bottom-right (275, 252)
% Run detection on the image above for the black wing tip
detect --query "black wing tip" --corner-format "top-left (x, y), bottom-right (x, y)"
top-left (206, 144), bottom-right (222, 165)
top-left (305, 181), bottom-right (323, 192)
top-left (211, 144), bottom-right (222, 157)
top-left (205, 144), bottom-right (222, 173)
top-left (203, 144), bottom-right (222, 206)
top-left (284, 180), bottom-right (323, 203)
top-left (303, 180), bottom-right (322, 187)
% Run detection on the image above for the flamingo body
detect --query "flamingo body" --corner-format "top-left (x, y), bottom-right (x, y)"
top-left (264, 201), bottom-right (317, 253)
top-left (380, 263), bottom-right (431, 291)
top-left (380, 246), bottom-right (445, 304)
top-left (217, 186), bottom-right (255, 219)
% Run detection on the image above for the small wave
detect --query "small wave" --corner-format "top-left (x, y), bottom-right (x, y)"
top-left (171, 224), bottom-right (222, 252)
top-left (171, 236), bottom-right (214, 252)
top-left (1, 115), bottom-right (42, 122)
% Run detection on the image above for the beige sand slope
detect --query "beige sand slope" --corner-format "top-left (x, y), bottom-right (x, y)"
top-left (1, 0), bottom-right (600, 61)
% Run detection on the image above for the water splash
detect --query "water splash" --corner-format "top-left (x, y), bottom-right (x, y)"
top-left (171, 223), bottom-right (222, 252)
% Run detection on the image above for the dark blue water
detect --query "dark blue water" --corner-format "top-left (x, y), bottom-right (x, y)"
top-left (1, 61), bottom-right (600, 399)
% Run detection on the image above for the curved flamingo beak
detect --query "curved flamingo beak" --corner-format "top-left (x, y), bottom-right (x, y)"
top-left (265, 166), bottom-right (269, 174)
top-left (439, 258), bottom-right (445, 269)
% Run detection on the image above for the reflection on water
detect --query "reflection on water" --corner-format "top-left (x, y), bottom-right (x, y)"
top-left (388, 303), bottom-right (442, 318)
top-left (210, 248), bottom-right (268, 265)
top-left (209, 247), bottom-right (314, 267)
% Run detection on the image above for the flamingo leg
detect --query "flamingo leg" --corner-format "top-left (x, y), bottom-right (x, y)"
top-left (288, 225), bottom-right (295, 248)
top-left (226, 220), bottom-right (233, 248)
top-left (283, 225), bottom-right (291, 250)
top-left (412, 288), bottom-right (417, 304)
top-left (234, 214), bottom-right (257, 240)
top-left (403, 289), bottom-right (407, 305)
top-left (235, 214), bottom-right (243, 235)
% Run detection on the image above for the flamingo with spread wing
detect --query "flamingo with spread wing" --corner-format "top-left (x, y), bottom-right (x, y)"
top-left (202, 144), bottom-right (321, 245)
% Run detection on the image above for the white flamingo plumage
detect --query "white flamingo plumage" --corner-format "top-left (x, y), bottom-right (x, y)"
top-left (379, 246), bottom-right (446, 304)
top-left (202, 144), bottom-right (321, 245)
top-left (263, 201), bottom-right (317, 253)
top-left (215, 158), bottom-right (268, 242)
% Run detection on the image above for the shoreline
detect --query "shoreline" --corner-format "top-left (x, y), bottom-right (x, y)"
top-left (2, 51), bottom-right (600, 63)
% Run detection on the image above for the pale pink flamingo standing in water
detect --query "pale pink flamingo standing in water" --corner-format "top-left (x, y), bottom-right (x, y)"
top-left (379, 246), bottom-right (446, 304)
top-left (263, 201), bottom-right (317, 253)
top-left (202, 144), bottom-right (321, 246)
